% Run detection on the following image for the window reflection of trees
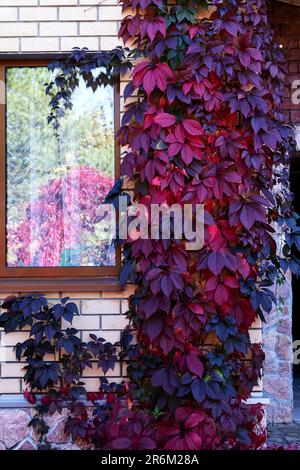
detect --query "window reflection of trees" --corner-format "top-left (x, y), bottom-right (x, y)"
top-left (6, 67), bottom-right (115, 267)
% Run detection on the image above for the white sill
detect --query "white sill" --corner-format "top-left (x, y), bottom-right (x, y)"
top-left (0, 394), bottom-right (270, 408)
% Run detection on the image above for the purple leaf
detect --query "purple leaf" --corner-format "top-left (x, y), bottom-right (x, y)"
top-left (187, 353), bottom-right (204, 377)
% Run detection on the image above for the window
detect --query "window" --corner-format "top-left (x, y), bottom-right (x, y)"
top-left (0, 61), bottom-right (120, 292)
top-left (295, 124), bottom-right (300, 151)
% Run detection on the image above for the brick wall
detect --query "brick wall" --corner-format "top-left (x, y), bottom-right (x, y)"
top-left (270, 0), bottom-right (300, 125)
top-left (0, 288), bottom-right (135, 395)
top-left (0, 0), bottom-right (122, 53)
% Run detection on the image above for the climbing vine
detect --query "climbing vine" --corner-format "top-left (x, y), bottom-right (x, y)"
top-left (1, 0), bottom-right (300, 450)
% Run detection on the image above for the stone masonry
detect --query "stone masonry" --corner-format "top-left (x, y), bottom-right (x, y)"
top-left (0, 408), bottom-right (91, 450)
top-left (262, 0), bottom-right (300, 423)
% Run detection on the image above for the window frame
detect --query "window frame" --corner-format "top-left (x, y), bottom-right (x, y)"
top-left (0, 59), bottom-right (121, 292)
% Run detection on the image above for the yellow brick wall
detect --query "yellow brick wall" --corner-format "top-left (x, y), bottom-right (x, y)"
top-left (0, 287), bottom-right (136, 394)
top-left (0, 0), bottom-right (122, 53)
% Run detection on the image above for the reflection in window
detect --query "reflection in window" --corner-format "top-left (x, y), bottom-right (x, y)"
top-left (6, 67), bottom-right (115, 267)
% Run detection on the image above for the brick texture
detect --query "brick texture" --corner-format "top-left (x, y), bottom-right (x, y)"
top-left (269, 0), bottom-right (300, 124)
top-left (0, 289), bottom-right (132, 394)
top-left (0, 1), bottom-right (121, 52)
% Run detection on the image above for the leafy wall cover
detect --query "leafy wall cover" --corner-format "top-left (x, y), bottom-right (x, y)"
top-left (1, 0), bottom-right (300, 450)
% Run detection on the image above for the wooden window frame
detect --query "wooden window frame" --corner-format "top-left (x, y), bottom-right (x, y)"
top-left (0, 60), bottom-right (121, 292)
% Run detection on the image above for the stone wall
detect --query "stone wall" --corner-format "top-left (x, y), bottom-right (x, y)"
top-left (262, 0), bottom-right (300, 423)
top-left (0, 408), bottom-right (91, 450)
top-left (262, 273), bottom-right (294, 423)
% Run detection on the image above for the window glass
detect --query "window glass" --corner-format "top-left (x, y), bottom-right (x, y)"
top-left (295, 124), bottom-right (300, 151)
top-left (6, 66), bottom-right (115, 268)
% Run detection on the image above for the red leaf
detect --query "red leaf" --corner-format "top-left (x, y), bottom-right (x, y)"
top-left (223, 276), bottom-right (238, 288)
top-left (185, 431), bottom-right (202, 449)
top-left (182, 119), bottom-right (203, 136)
top-left (181, 143), bottom-right (194, 164)
top-left (164, 436), bottom-right (186, 450)
top-left (147, 23), bottom-right (157, 43)
top-left (154, 113), bottom-right (177, 127)
top-left (157, 63), bottom-right (174, 78)
top-left (143, 69), bottom-right (157, 95)
top-left (168, 142), bottom-right (182, 156)
top-left (188, 302), bottom-right (204, 315)
top-left (132, 60), bottom-right (150, 76)
top-left (132, 60), bottom-right (150, 88)
top-left (183, 82), bottom-right (193, 95)
top-left (175, 406), bottom-right (194, 422)
top-left (23, 389), bottom-right (36, 405)
top-left (205, 276), bottom-right (218, 291)
top-left (185, 412), bottom-right (205, 429)
top-left (215, 284), bottom-right (229, 305)
top-left (87, 392), bottom-right (97, 402)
